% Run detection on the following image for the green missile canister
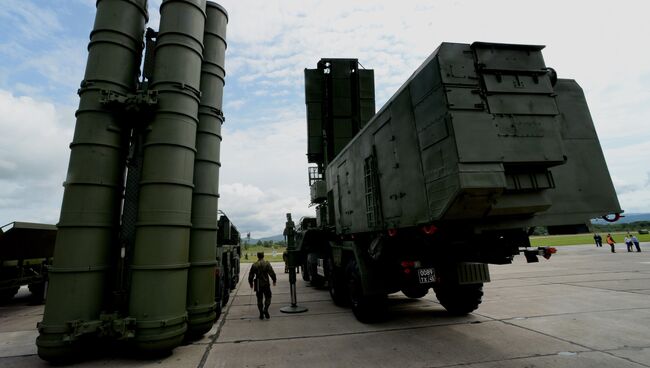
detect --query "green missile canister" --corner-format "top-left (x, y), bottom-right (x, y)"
top-left (128, 0), bottom-right (207, 352)
top-left (37, 0), bottom-right (148, 361)
top-left (186, 1), bottom-right (228, 338)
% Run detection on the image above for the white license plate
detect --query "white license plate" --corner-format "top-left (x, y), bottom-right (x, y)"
top-left (418, 268), bottom-right (435, 284)
top-left (317, 259), bottom-right (325, 277)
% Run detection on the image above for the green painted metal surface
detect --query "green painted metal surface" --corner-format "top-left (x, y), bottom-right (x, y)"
top-left (186, 1), bottom-right (228, 338)
top-left (323, 42), bottom-right (621, 234)
top-left (305, 59), bottom-right (375, 167)
top-left (128, 0), bottom-right (207, 352)
top-left (37, 0), bottom-right (148, 361)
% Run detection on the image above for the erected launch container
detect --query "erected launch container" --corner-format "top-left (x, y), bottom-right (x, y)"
top-left (37, 0), bottom-right (230, 361)
top-left (128, 0), bottom-right (207, 351)
top-left (37, 0), bottom-right (148, 360)
top-left (186, 1), bottom-right (228, 337)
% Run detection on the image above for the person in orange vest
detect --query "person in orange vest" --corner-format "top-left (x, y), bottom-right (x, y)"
top-left (606, 233), bottom-right (616, 253)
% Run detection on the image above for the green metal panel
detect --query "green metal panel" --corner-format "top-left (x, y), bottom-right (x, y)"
top-left (325, 42), bottom-right (621, 234)
top-left (186, 1), bottom-right (227, 338)
top-left (304, 59), bottom-right (376, 167)
top-left (531, 79), bottom-right (621, 225)
top-left (37, 0), bottom-right (148, 361)
top-left (128, 0), bottom-right (206, 353)
top-left (305, 69), bottom-right (324, 163)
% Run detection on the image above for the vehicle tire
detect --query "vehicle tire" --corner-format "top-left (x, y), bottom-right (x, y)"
top-left (347, 260), bottom-right (384, 323)
top-left (0, 287), bottom-right (19, 304)
top-left (433, 283), bottom-right (483, 315)
top-left (301, 258), bottom-right (311, 282)
top-left (222, 286), bottom-right (230, 306)
top-left (402, 286), bottom-right (429, 299)
top-left (28, 282), bottom-right (46, 304)
top-left (328, 260), bottom-right (349, 306)
top-left (214, 275), bottom-right (225, 321)
top-left (307, 253), bottom-right (325, 288)
top-left (222, 263), bottom-right (231, 305)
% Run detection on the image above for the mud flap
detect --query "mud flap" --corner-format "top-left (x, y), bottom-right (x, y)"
top-left (456, 263), bottom-right (490, 285)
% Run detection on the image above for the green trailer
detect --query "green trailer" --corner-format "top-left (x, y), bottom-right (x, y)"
top-left (0, 222), bottom-right (56, 303)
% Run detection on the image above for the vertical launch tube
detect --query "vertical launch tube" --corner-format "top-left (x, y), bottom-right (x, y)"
top-left (128, 0), bottom-right (206, 352)
top-left (186, 1), bottom-right (228, 338)
top-left (37, 0), bottom-right (147, 361)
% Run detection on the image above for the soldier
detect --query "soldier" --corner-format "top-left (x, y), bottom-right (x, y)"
top-left (248, 251), bottom-right (277, 319)
top-left (593, 233), bottom-right (602, 247)
top-left (283, 213), bottom-right (296, 274)
top-left (283, 213), bottom-right (296, 247)
top-left (283, 250), bottom-right (289, 273)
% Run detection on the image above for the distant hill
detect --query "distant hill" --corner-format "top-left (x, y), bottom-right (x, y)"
top-left (591, 213), bottom-right (650, 225)
top-left (242, 234), bottom-right (284, 244)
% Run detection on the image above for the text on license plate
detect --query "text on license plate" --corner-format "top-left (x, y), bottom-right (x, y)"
top-left (417, 268), bottom-right (435, 284)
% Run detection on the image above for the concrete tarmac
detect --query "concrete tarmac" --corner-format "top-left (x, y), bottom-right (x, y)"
top-left (1, 243), bottom-right (649, 367)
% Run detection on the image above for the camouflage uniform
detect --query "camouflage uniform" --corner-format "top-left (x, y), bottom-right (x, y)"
top-left (248, 258), bottom-right (277, 319)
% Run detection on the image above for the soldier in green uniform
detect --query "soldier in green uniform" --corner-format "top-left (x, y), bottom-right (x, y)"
top-left (248, 251), bottom-right (277, 319)
top-left (283, 213), bottom-right (296, 274)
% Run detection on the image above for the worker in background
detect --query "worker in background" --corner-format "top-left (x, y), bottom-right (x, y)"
top-left (624, 235), bottom-right (633, 252)
top-left (606, 233), bottom-right (616, 253)
top-left (631, 234), bottom-right (641, 252)
top-left (248, 251), bottom-right (277, 320)
top-left (593, 233), bottom-right (602, 247)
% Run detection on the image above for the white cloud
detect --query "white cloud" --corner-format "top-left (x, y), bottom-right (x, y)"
top-left (603, 140), bottom-right (650, 214)
top-left (0, 1), bottom-right (62, 40)
top-left (0, 90), bottom-right (73, 224)
top-left (1, 0), bottom-right (649, 237)
top-left (217, 110), bottom-right (314, 237)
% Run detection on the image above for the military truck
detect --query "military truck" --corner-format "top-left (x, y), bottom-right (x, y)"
top-left (0, 222), bottom-right (56, 303)
top-left (296, 42), bottom-right (621, 322)
top-left (215, 212), bottom-right (241, 318)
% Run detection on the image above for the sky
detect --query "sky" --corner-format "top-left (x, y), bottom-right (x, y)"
top-left (0, 0), bottom-right (649, 237)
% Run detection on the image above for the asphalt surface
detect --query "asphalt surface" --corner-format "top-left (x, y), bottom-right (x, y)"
top-left (1, 243), bottom-right (649, 367)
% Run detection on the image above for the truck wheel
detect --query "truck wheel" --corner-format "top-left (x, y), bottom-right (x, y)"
top-left (0, 287), bottom-right (19, 303)
top-left (328, 261), bottom-right (349, 306)
top-left (308, 253), bottom-right (325, 288)
top-left (28, 282), bottom-right (46, 304)
top-left (214, 275), bottom-right (224, 320)
top-left (402, 286), bottom-right (429, 299)
top-left (347, 261), bottom-right (384, 322)
top-left (222, 286), bottom-right (230, 305)
top-left (301, 259), bottom-right (311, 282)
top-left (433, 283), bottom-right (483, 315)
top-left (214, 299), bottom-right (223, 321)
top-left (222, 264), bottom-right (231, 305)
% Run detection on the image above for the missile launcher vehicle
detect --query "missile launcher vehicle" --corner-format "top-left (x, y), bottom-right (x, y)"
top-left (296, 42), bottom-right (621, 321)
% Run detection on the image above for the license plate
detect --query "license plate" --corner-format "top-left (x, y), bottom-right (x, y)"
top-left (317, 259), bottom-right (325, 277)
top-left (417, 268), bottom-right (435, 284)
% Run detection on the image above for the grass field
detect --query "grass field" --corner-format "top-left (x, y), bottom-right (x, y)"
top-left (236, 232), bottom-right (648, 263)
top-left (530, 232), bottom-right (650, 247)
top-left (240, 245), bottom-right (287, 263)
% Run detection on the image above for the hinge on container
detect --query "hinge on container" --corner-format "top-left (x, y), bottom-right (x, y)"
top-left (98, 313), bottom-right (136, 340)
top-left (99, 89), bottom-right (159, 121)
